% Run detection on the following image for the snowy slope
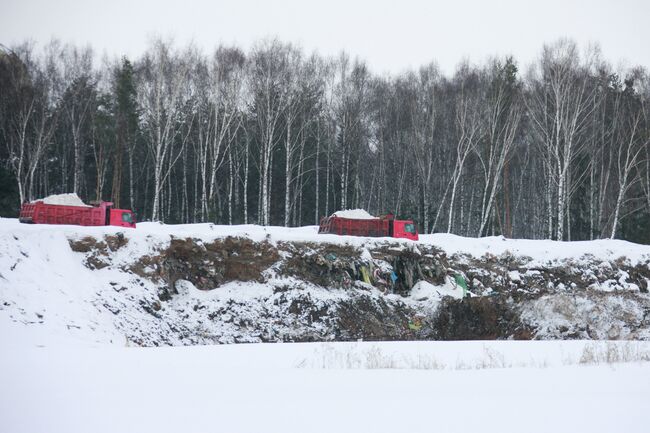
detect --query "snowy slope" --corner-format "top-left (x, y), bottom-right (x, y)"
top-left (1, 217), bottom-right (650, 347)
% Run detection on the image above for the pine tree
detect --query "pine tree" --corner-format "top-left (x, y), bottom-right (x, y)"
top-left (111, 57), bottom-right (138, 209)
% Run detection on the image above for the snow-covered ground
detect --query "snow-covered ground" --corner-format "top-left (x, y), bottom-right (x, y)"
top-left (421, 232), bottom-right (650, 266)
top-left (2, 218), bottom-right (650, 432)
top-left (1, 339), bottom-right (650, 433)
top-left (3, 216), bottom-right (649, 262)
top-left (5, 216), bottom-right (650, 259)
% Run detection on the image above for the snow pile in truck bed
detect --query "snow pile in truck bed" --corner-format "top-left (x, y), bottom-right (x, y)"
top-left (33, 193), bottom-right (91, 207)
top-left (332, 209), bottom-right (377, 219)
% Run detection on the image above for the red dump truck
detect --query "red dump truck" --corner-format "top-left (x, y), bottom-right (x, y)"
top-left (318, 212), bottom-right (418, 241)
top-left (19, 200), bottom-right (136, 228)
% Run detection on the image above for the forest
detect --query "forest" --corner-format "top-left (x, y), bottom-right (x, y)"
top-left (0, 38), bottom-right (649, 242)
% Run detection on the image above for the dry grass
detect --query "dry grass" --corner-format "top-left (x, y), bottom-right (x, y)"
top-left (297, 342), bottom-right (650, 370)
top-left (578, 342), bottom-right (650, 365)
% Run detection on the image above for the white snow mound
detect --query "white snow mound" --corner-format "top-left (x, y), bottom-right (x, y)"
top-left (33, 193), bottom-right (91, 207)
top-left (410, 279), bottom-right (464, 300)
top-left (332, 209), bottom-right (377, 219)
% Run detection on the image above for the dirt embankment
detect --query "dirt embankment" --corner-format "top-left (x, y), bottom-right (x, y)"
top-left (68, 235), bottom-right (650, 344)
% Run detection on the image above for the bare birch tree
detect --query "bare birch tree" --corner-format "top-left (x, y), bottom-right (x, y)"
top-left (59, 44), bottom-right (95, 195)
top-left (137, 39), bottom-right (192, 221)
top-left (447, 64), bottom-right (483, 233)
top-left (610, 89), bottom-right (648, 238)
top-left (526, 40), bottom-right (599, 240)
top-left (2, 43), bottom-right (59, 203)
top-left (248, 40), bottom-right (295, 225)
top-left (476, 58), bottom-right (522, 236)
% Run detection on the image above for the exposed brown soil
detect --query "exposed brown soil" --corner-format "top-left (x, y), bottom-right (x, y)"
top-left (69, 236), bottom-right (110, 269)
top-left (104, 233), bottom-right (129, 251)
top-left (157, 236), bottom-right (280, 291)
top-left (69, 236), bottom-right (107, 254)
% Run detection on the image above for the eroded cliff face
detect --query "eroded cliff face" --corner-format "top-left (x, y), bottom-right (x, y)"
top-left (2, 219), bottom-right (649, 346)
top-left (55, 231), bottom-right (650, 346)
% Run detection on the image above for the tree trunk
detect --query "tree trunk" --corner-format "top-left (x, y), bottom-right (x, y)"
top-left (284, 121), bottom-right (292, 226)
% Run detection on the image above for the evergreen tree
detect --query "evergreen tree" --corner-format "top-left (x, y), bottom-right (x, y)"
top-left (111, 57), bottom-right (138, 208)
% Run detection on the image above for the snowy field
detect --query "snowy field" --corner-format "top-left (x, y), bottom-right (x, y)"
top-left (1, 339), bottom-right (650, 433)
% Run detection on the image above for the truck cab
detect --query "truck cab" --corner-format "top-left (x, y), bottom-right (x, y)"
top-left (381, 213), bottom-right (418, 241)
top-left (108, 208), bottom-right (137, 228)
top-left (391, 219), bottom-right (419, 241)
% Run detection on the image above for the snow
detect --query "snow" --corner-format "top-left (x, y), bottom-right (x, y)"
top-left (0, 226), bottom-right (125, 346)
top-left (508, 270), bottom-right (522, 281)
top-left (420, 232), bottom-right (650, 265)
top-left (332, 208), bottom-right (377, 219)
top-left (1, 217), bottom-right (650, 432)
top-left (1, 340), bottom-right (649, 433)
top-left (409, 278), bottom-right (464, 301)
top-left (33, 192), bottom-right (91, 207)
top-left (521, 293), bottom-right (648, 339)
top-left (4, 217), bottom-right (647, 265)
top-left (2, 216), bottom-right (388, 346)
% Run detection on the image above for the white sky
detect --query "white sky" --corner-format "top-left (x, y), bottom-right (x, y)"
top-left (1, 0), bottom-right (649, 75)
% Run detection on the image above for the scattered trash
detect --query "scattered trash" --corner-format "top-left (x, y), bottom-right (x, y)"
top-left (453, 273), bottom-right (469, 297)
top-left (408, 315), bottom-right (423, 331)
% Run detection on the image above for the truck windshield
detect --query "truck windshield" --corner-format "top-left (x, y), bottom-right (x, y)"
top-left (404, 223), bottom-right (416, 234)
top-left (122, 212), bottom-right (133, 223)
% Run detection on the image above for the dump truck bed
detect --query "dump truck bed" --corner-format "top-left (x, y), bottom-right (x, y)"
top-left (19, 201), bottom-right (109, 226)
top-left (318, 216), bottom-right (390, 237)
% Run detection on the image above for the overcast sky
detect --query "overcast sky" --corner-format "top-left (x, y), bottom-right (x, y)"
top-left (2, 0), bottom-right (648, 74)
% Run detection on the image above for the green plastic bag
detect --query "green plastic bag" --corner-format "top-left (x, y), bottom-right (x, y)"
top-left (454, 273), bottom-right (468, 297)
